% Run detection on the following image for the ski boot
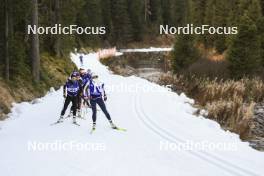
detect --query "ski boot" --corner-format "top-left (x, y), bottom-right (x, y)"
top-left (77, 109), bottom-right (82, 118)
top-left (73, 116), bottom-right (80, 126)
top-left (73, 116), bottom-right (77, 123)
top-left (92, 123), bottom-right (96, 130)
top-left (57, 115), bottom-right (64, 123)
top-left (90, 123), bottom-right (96, 134)
top-left (109, 120), bottom-right (117, 129)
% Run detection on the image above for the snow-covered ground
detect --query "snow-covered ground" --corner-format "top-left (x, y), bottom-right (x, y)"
top-left (0, 52), bottom-right (264, 176)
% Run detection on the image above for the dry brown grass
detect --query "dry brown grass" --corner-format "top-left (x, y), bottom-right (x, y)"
top-left (0, 53), bottom-right (75, 120)
top-left (159, 74), bottom-right (264, 139)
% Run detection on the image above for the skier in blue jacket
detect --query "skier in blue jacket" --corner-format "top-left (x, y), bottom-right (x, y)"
top-left (83, 75), bottom-right (116, 130)
top-left (79, 68), bottom-right (92, 87)
top-left (67, 71), bottom-right (83, 118)
top-left (58, 72), bottom-right (82, 124)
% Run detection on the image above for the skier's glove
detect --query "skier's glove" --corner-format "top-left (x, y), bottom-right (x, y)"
top-left (63, 92), bottom-right (67, 98)
top-left (104, 95), bottom-right (107, 101)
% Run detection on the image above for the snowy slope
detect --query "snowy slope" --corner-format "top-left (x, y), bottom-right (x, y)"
top-left (0, 52), bottom-right (264, 176)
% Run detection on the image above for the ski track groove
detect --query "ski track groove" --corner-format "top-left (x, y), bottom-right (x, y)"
top-left (134, 93), bottom-right (260, 176)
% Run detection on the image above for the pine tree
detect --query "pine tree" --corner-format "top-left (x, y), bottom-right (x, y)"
top-left (173, 0), bottom-right (188, 26)
top-left (172, 0), bottom-right (199, 72)
top-left (60, 0), bottom-right (84, 54)
top-left (227, 13), bottom-right (261, 78)
top-left (101, 0), bottom-right (112, 41)
top-left (4, 0), bottom-right (9, 80)
top-left (110, 0), bottom-right (133, 44)
top-left (127, 0), bottom-right (144, 41)
top-left (204, 0), bottom-right (216, 48)
top-left (77, 0), bottom-right (102, 47)
top-left (0, 2), bottom-right (4, 77)
top-left (161, 0), bottom-right (173, 25)
top-left (248, 0), bottom-right (262, 22)
top-left (31, 0), bottom-right (40, 82)
top-left (261, 0), bottom-right (264, 15)
top-left (190, 0), bottom-right (207, 44)
top-left (213, 0), bottom-right (230, 53)
top-left (225, 0), bottom-right (241, 46)
top-left (190, 0), bottom-right (206, 26)
top-left (172, 35), bottom-right (200, 72)
top-left (7, 0), bottom-right (31, 79)
top-left (54, 0), bottom-right (61, 57)
top-left (257, 17), bottom-right (264, 65)
top-left (149, 0), bottom-right (162, 24)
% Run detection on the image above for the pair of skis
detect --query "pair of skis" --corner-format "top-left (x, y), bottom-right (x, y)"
top-left (89, 126), bottom-right (127, 134)
top-left (50, 121), bottom-right (80, 126)
top-left (50, 121), bottom-right (126, 133)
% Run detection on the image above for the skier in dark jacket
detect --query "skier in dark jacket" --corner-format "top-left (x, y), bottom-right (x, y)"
top-left (79, 68), bottom-right (92, 107)
top-left (79, 68), bottom-right (92, 87)
top-left (67, 68), bottom-right (92, 118)
top-left (79, 55), bottom-right (84, 66)
top-left (83, 75), bottom-right (116, 130)
top-left (68, 71), bottom-right (83, 118)
top-left (58, 72), bottom-right (82, 124)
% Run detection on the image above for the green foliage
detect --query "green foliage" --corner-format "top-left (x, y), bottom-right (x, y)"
top-left (101, 0), bottom-right (112, 41)
top-left (172, 35), bottom-right (200, 72)
top-left (161, 0), bottom-right (173, 25)
top-left (204, 0), bottom-right (216, 47)
top-left (247, 0), bottom-right (262, 22)
top-left (40, 53), bottom-right (76, 89)
top-left (127, 0), bottom-right (144, 41)
top-left (261, 0), bottom-right (264, 15)
top-left (173, 0), bottom-right (187, 26)
top-left (149, 0), bottom-right (162, 24)
top-left (9, 34), bottom-right (31, 80)
top-left (213, 1), bottom-right (230, 53)
top-left (0, 2), bottom-right (4, 73)
top-left (77, 0), bottom-right (102, 47)
top-left (227, 13), bottom-right (261, 78)
top-left (60, 0), bottom-right (84, 54)
top-left (190, 0), bottom-right (207, 26)
top-left (111, 0), bottom-right (133, 44)
top-left (1, 0), bottom-right (264, 82)
top-left (257, 17), bottom-right (264, 66)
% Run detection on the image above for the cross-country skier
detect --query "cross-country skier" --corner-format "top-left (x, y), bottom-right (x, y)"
top-left (57, 72), bottom-right (82, 124)
top-left (68, 71), bottom-right (83, 118)
top-left (68, 68), bottom-right (93, 118)
top-left (79, 68), bottom-right (91, 87)
top-left (79, 55), bottom-right (84, 66)
top-left (83, 75), bottom-right (116, 130)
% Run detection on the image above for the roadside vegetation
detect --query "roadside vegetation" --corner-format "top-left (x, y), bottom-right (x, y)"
top-left (0, 54), bottom-right (75, 119)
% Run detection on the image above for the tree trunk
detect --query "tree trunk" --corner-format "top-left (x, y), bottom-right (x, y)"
top-left (4, 0), bottom-right (9, 81)
top-left (31, 0), bottom-right (40, 82)
top-left (54, 0), bottom-right (61, 57)
top-left (145, 0), bottom-right (148, 22)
